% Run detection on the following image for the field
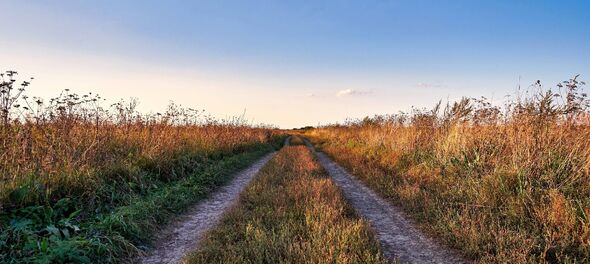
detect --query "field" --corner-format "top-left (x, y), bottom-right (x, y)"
top-left (304, 77), bottom-right (590, 263)
top-left (186, 145), bottom-right (384, 263)
top-left (2, 69), bottom-right (590, 264)
top-left (0, 72), bottom-right (283, 263)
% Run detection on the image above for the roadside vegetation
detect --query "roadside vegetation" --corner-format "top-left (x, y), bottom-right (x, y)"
top-left (0, 71), bottom-right (283, 263)
top-left (186, 144), bottom-right (385, 263)
top-left (306, 76), bottom-right (590, 263)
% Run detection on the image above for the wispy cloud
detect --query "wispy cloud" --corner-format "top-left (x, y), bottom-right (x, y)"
top-left (306, 93), bottom-right (316, 97)
top-left (416, 83), bottom-right (444, 89)
top-left (336, 89), bottom-right (370, 97)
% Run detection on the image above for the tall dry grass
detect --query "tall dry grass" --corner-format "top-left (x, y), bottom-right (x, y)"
top-left (1, 70), bottom-right (284, 262)
top-left (0, 70), bottom-right (278, 212)
top-left (306, 76), bottom-right (590, 262)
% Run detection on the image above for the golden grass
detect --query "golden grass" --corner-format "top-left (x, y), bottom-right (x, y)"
top-left (185, 146), bottom-right (385, 263)
top-left (0, 74), bottom-right (281, 211)
top-left (0, 71), bottom-right (286, 262)
top-left (305, 77), bottom-right (590, 263)
top-left (1, 122), bottom-right (277, 206)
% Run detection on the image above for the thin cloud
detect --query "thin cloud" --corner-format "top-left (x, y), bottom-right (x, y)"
top-left (416, 83), bottom-right (444, 89)
top-left (336, 89), bottom-right (370, 97)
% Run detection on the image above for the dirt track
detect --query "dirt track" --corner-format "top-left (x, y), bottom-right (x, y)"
top-left (136, 152), bottom-right (277, 264)
top-left (305, 139), bottom-right (467, 264)
top-left (138, 136), bottom-right (466, 264)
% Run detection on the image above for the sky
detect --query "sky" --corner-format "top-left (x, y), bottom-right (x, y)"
top-left (1, 0), bottom-right (589, 128)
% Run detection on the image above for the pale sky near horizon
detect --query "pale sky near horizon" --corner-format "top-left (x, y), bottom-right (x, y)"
top-left (1, 0), bottom-right (589, 128)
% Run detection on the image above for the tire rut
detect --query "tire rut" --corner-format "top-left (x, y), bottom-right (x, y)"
top-left (136, 151), bottom-right (277, 264)
top-left (305, 140), bottom-right (468, 264)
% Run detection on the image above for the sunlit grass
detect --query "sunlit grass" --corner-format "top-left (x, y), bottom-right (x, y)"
top-left (306, 76), bottom-right (590, 263)
top-left (0, 71), bottom-right (283, 262)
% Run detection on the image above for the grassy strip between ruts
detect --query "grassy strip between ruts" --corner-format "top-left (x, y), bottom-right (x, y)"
top-left (0, 138), bottom-right (284, 263)
top-left (185, 145), bottom-right (385, 264)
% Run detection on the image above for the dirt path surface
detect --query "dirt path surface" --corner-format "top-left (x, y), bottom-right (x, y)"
top-left (305, 140), bottom-right (467, 264)
top-left (136, 151), bottom-right (277, 264)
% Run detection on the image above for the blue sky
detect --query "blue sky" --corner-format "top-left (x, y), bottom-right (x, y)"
top-left (1, 0), bottom-right (589, 128)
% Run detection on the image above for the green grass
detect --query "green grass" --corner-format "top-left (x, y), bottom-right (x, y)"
top-left (0, 138), bottom-right (284, 263)
top-left (185, 146), bottom-right (385, 264)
